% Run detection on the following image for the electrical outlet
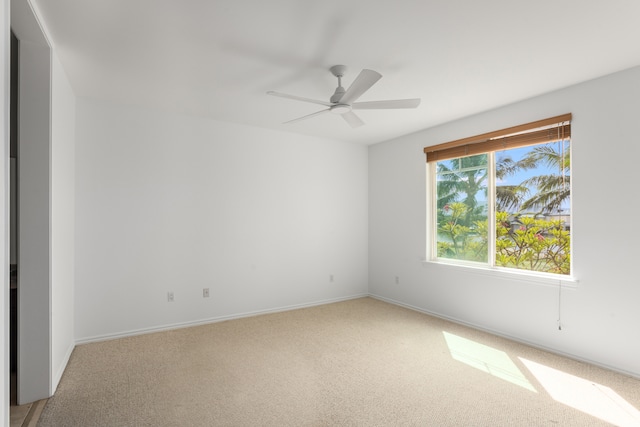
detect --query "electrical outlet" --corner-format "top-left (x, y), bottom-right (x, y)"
top-left (167, 292), bottom-right (174, 302)
top-left (330, 274), bottom-right (334, 282)
top-left (203, 288), bottom-right (210, 298)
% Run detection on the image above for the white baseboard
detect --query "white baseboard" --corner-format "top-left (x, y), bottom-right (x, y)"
top-left (75, 293), bottom-right (369, 345)
top-left (369, 293), bottom-right (640, 380)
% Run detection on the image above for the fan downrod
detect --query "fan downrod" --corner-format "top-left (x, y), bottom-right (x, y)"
top-left (329, 65), bottom-right (348, 103)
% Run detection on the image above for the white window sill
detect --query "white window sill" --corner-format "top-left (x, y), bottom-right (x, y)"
top-left (422, 259), bottom-right (578, 288)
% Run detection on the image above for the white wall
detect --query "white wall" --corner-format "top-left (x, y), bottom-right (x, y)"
top-left (369, 65), bottom-right (640, 377)
top-left (74, 98), bottom-right (368, 342)
top-left (50, 53), bottom-right (75, 391)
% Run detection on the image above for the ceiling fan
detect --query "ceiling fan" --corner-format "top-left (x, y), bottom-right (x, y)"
top-left (267, 65), bottom-right (421, 128)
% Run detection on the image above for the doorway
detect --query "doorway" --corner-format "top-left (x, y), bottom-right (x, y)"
top-left (10, 14), bottom-right (54, 403)
top-left (9, 29), bottom-right (19, 406)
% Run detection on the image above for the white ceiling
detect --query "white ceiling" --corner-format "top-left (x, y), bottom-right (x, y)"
top-left (30, 0), bottom-right (640, 145)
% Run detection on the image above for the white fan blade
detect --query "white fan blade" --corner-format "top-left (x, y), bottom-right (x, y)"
top-left (267, 91), bottom-right (332, 107)
top-left (353, 98), bottom-right (421, 109)
top-left (339, 69), bottom-right (382, 104)
top-left (341, 111), bottom-right (365, 128)
top-left (283, 108), bottom-right (331, 124)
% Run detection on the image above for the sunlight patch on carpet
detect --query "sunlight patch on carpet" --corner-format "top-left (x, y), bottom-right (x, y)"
top-left (520, 358), bottom-right (640, 426)
top-left (443, 332), bottom-right (536, 392)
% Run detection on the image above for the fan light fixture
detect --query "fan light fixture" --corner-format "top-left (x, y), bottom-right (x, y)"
top-left (330, 104), bottom-right (351, 115)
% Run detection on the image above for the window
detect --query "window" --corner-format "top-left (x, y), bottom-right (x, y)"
top-left (425, 114), bottom-right (571, 276)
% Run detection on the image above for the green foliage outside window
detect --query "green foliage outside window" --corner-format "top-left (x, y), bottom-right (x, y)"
top-left (437, 202), bottom-right (488, 262)
top-left (437, 207), bottom-right (570, 274)
top-left (495, 212), bottom-right (570, 274)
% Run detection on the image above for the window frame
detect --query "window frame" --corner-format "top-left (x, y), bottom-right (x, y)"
top-left (425, 115), bottom-right (575, 283)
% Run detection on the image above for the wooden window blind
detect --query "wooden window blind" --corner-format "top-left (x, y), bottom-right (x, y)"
top-left (424, 113), bottom-right (572, 163)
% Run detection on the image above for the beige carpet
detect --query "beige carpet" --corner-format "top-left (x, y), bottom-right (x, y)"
top-left (38, 298), bottom-right (640, 426)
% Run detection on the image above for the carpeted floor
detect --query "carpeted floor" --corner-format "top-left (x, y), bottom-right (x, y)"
top-left (38, 297), bottom-right (640, 426)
